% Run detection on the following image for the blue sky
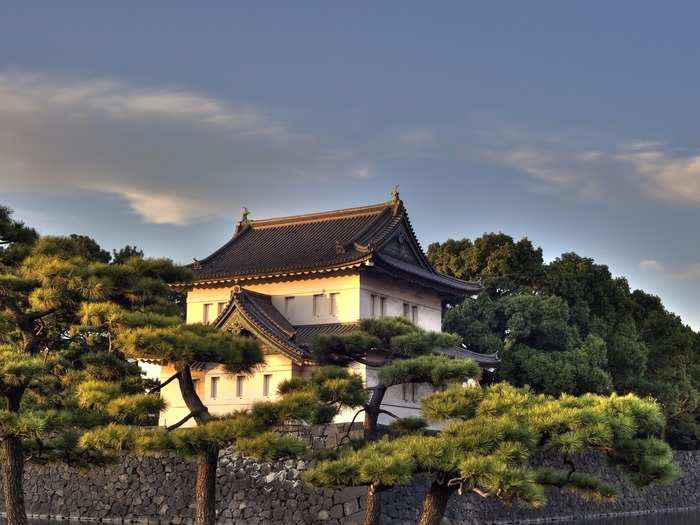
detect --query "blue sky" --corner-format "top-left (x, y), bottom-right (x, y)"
top-left (1, 3), bottom-right (699, 328)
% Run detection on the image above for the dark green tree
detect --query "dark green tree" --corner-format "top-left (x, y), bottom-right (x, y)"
top-left (306, 383), bottom-right (679, 525)
top-left (0, 208), bottom-right (190, 525)
top-left (310, 316), bottom-right (480, 524)
top-left (445, 294), bottom-right (613, 395)
top-left (427, 233), bottom-right (544, 298)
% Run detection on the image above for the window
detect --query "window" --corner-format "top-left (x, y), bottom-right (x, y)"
top-left (210, 377), bottom-right (219, 399)
top-left (403, 302), bottom-right (410, 318)
top-left (263, 374), bottom-right (272, 397)
top-left (193, 379), bottom-right (201, 396)
top-left (203, 303), bottom-right (213, 324)
top-left (411, 305), bottom-right (418, 324)
top-left (370, 294), bottom-right (378, 317)
top-left (402, 382), bottom-right (416, 403)
top-left (217, 302), bottom-right (226, 315)
top-left (329, 293), bottom-right (339, 316)
top-left (313, 294), bottom-right (323, 317)
top-left (284, 296), bottom-right (295, 316)
top-left (380, 296), bottom-right (387, 317)
top-left (236, 375), bottom-right (245, 398)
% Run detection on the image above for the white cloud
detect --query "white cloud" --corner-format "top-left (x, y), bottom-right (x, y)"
top-left (0, 71), bottom-right (365, 225)
top-left (0, 73), bottom-right (281, 135)
top-left (618, 143), bottom-right (700, 205)
top-left (639, 259), bottom-right (700, 282)
top-left (351, 165), bottom-right (373, 179)
top-left (640, 259), bottom-right (664, 271)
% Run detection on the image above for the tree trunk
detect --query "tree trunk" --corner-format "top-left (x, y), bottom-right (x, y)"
top-left (363, 385), bottom-right (386, 442)
top-left (194, 447), bottom-right (219, 525)
top-left (1, 435), bottom-right (28, 525)
top-left (417, 480), bottom-right (455, 525)
top-left (362, 483), bottom-right (382, 525)
top-left (177, 365), bottom-right (217, 525)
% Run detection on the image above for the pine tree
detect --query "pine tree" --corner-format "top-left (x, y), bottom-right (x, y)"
top-left (310, 317), bottom-right (481, 524)
top-left (0, 206), bottom-right (189, 525)
top-left (305, 383), bottom-right (679, 525)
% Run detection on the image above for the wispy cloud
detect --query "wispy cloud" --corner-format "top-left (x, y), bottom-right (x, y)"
top-left (481, 126), bottom-right (700, 208)
top-left (0, 71), bottom-right (369, 225)
top-left (618, 142), bottom-right (700, 206)
top-left (639, 259), bottom-right (700, 282)
top-left (351, 165), bottom-right (373, 179)
top-left (0, 73), bottom-right (284, 136)
top-left (486, 136), bottom-right (608, 198)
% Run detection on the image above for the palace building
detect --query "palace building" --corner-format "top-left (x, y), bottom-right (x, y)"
top-left (158, 191), bottom-right (497, 427)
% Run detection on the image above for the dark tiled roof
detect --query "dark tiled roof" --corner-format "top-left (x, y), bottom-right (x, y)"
top-left (215, 288), bottom-right (307, 363)
top-left (195, 202), bottom-right (394, 280)
top-left (190, 199), bottom-right (481, 299)
top-left (374, 254), bottom-right (482, 296)
top-left (294, 323), bottom-right (360, 347)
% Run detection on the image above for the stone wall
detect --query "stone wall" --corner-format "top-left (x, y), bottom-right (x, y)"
top-left (2, 450), bottom-right (700, 524)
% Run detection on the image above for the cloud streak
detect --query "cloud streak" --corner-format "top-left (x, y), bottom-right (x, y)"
top-left (618, 142), bottom-right (700, 206)
top-left (0, 72), bottom-right (367, 225)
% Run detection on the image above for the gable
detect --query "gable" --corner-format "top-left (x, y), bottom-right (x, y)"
top-left (377, 222), bottom-right (431, 271)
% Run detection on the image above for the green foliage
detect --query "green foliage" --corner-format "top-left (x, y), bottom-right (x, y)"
top-left (388, 416), bottom-right (427, 436)
top-left (379, 355), bottom-right (480, 387)
top-left (237, 432), bottom-right (306, 460)
top-left (0, 206), bottom-right (194, 470)
top-left (434, 233), bottom-right (700, 448)
top-left (306, 383), bottom-right (678, 510)
top-left (269, 367), bottom-right (366, 425)
top-left (118, 323), bottom-right (263, 374)
top-left (427, 234), bottom-right (544, 298)
top-left (422, 385), bottom-right (483, 422)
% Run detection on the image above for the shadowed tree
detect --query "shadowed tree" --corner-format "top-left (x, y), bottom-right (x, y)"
top-left (305, 383), bottom-right (679, 525)
top-left (427, 234), bottom-right (544, 298)
top-left (0, 206), bottom-right (190, 525)
top-left (310, 316), bottom-right (481, 525)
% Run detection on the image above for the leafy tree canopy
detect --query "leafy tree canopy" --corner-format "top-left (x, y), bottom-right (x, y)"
top-left (430, 234), bottom-right (700, 449)
top-left (306, 383), bottom-right (678, 525)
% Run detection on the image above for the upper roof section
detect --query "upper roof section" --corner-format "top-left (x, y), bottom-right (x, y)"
top-left (191, 194), bottom-right (481, 298)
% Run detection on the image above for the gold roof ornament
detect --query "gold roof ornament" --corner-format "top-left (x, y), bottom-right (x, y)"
top-left (390, 184), bottom-right (400, 203)
top-left (240, 206), bottom-right (251, 224)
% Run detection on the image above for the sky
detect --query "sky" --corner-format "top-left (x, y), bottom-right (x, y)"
top-left (1, 3), bottom-right (699, 329)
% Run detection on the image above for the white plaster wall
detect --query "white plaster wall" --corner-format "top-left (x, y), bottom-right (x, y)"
top-left (185, 274), bottom-right (361, 326)
top-left (158, 353), bottom-right (294, 428)
top-left (359, 271), bottom-right (442, 331)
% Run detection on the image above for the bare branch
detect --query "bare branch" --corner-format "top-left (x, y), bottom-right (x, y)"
top-left (336, 408), bottom-right (366, 448)
top-left (148, 371), bottom-right (179, 394)
top-left (167, 411), bottom-right (197, 431)
top-left (378, 408), bottom-right (401, 421)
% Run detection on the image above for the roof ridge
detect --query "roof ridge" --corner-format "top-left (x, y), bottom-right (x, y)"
top-left (249, 201), bottom-right (391, 229)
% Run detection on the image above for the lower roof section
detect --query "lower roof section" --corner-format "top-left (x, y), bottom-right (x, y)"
top-left (214, 287), bottom-right (497, 368)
